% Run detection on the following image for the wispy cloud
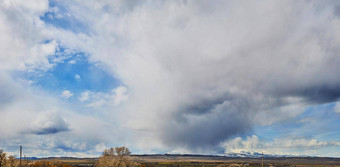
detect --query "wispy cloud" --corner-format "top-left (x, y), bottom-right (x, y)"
top-left (61, 90), bottom-right (74, 99)
top-left (79, 90), bottom-right (90, 102)
top-left (79, 86), bottom-right (129, 108)
top-left (75, 74), bottom-right (81, 80)
top-left (69, 60), bottom-right (76, 64)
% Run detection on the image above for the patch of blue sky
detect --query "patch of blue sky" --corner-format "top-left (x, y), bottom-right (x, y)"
top-left (253, 103), bottom-right (340, 142)
top-left (40, 1), bottom-right (90, 34)
top-left (17, 48), bottom-right (121, 100)
top-left (297, 103), bottom-right (340, 140)
top-left (252, 121), bottom-right (298, 142)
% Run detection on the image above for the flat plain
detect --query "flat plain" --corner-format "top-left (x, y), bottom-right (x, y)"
top-left (35, 155), bottom-right (340, 167)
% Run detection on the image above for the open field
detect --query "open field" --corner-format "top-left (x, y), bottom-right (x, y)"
top-left (35, 155), bottom-right (340, 167)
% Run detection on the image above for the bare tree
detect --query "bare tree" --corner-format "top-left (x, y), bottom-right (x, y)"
top-left (97, 147), bottom-right (139, 167)
top-left (102, 147), bottom-right (131, 157)
top-left (7, 155), bottom-right (16, 167)
top-left (0, 150), bottom-right (6, 167)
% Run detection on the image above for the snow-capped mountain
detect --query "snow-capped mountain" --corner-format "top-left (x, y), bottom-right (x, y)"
top-left (225, 151), bottom-right (310, 158)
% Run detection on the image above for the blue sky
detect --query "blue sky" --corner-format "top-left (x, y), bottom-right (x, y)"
top-left (19, 52), bottom-right (120, 97)
top-left (1, 0), bottom-right (340, 158)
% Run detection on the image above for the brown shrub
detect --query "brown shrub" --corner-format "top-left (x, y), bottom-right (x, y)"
top-left (7, 156), bottom-right (16, 167)
top-left (29, 160), bottom-right (71, 167)
top-left (0, 150), bottom-right (6, 167)
top-left (96, 147), bottom-right (140, 167)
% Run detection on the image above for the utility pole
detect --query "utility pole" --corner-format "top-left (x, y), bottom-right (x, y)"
top-left (262, 152), bottom-right (264, 167)
top-left (20, 146), bottom-right (22, 167)
top-left (24, 155), bottom-right (26, 167)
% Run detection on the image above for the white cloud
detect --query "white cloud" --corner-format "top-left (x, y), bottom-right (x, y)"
top-left (2, 0), bottom-right (48, 14)
top-left (0, 0), bottom-right (59, 71)
top-left (75, 74), bottom-right (81, 80)
top-left (61, 90), bottom-right (74, 99)
top-left (79, 86), bottom-right (129, 108)
top-left (30, 110), bottom-right (69, 135)
top-left (69, 60), bottom-right (77, 64)
top-left (111, 86), bottom-right (128, 106)
top-left (222, 135), bottom-right (340, 156)
top-left (334, 102), bottom-right (340, 114)
top-left (79, 90), bottom-right (90, 102)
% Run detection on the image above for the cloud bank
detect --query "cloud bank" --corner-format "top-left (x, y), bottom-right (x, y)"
top-left (223, 135), bottom-right (340, 156)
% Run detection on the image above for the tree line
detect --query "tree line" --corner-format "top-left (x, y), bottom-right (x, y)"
top-left (0, 147), bottom-right (140, 167)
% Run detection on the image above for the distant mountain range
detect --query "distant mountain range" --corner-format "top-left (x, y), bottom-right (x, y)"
top-left (24, 157), bottom-right (39, 160)
top-left (225, 151), bottom-right (311, 158)
top-left (24, 152), bottom-right (314, 160)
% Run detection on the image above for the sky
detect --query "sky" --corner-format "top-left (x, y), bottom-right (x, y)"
top-left (1, 0), bottom-right (340, 158)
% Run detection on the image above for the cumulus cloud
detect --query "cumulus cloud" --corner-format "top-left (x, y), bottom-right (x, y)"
top-left (222, 135), bottom-right (340, 155)
top-left (79, 86), bottom-right (129, 108)
top-left (0, 0), bottom-right (59, 71)
top-left (61, 90), bottom-right (74, 99)
top-left (52, 0), bottom-right (340, 152)
top-left (0, 72), bottom-right (71, 140)
top-left (30, 111), bottom-right (70, 135)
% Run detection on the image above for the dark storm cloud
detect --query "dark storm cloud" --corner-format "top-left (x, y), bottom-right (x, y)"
top-left (182, 93), bottom-right (230, 115)
top-left (161, 96), bottom-right (252, 151)
top-left (162, 111), bottom-right (251, 151)
top-left (293, 85), bottom-right (340, 104)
